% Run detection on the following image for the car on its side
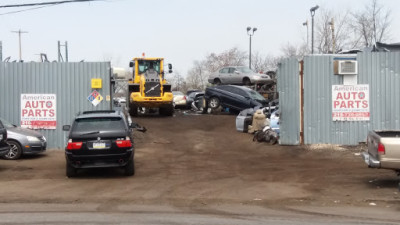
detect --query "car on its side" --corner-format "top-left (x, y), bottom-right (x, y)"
top-left (0, 117), bottom-right (47, 160)
top-left (204, 85), bottom-right (268, 113)
top-left (208, 66), bottom-right (273, 86)
top-left (62, 110), bottom-right (145, 177)
top-left (172, 91), bottom-right (187, 109)
top-left (186, 91), bottom-right (204, 109)
top-left (0, 120), bottom-right (10, 157)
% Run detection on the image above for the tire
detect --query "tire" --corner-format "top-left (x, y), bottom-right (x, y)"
top-left (66, 162), bottom-right (77, 178)
top-left (214, 79), bottom-right (221, 86)
top-left (129, 102), bottom-right (138, 117)
top-left (3, 140), bottom-right (22, 160)
top-left (208, 97), bottom-right (220, 109)
top-left (243, 78), bottom-right (251, 86)
top-left (160, 105), bottom-right (174, 116)
top-left (124, 156), bottom-right (135, 176)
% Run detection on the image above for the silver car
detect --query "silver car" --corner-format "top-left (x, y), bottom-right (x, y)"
top-left (0, 117), bottom-right (47, 160)
top-left (208, 66), bottom-right (273, 86)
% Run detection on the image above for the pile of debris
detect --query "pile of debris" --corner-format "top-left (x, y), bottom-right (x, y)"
top-left (235, 101), bottom-right (280, 145)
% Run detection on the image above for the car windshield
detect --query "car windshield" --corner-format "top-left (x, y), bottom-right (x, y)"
top-left (138, 60), bottom-right (161, 74)
top-left (248, 90), bottom-right (266, 102)
top-left (0, 117), bottom-right (15, 128)
top-left (237, 67), bottom-right (254, 74)
top-left (73, 117), bottom-right (125, 132)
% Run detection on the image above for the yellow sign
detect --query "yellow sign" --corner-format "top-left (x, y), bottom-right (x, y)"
top-left (91, 78), bottom-right (102, 89)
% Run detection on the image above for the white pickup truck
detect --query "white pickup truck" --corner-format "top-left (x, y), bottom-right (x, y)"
top-left (362, 130), bottom-right (400, 174)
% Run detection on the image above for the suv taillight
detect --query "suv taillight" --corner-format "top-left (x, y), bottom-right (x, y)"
top-left (67, 139), bottom-right (83, 150)
top-left (116, 137), bottom-right (132, 148)
top-left (378, 143), bottom-right (385, 155)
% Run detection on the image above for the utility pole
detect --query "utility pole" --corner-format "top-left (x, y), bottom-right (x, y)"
top-left (58, 41), bottom-right (69, 62)
top-left (12, 29), bottom-right (28, 61)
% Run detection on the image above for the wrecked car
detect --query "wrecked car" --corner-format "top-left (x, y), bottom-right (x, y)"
top-left (203, 85), bottom-right (268, 113)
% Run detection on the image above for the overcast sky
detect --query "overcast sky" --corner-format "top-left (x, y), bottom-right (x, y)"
top-left (0, 0), bottom-right (399, 76)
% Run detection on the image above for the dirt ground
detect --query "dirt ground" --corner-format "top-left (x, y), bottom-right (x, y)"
top-left (0, 110), bottom-right (399, 211)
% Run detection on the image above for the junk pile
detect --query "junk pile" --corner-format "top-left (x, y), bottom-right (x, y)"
top-left (236, 103), bottom-right (280, 144)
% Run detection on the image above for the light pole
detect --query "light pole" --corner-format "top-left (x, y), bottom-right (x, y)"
top-left (310, 5), bottom-right (319, 54)
top-left (328, 18), bottom-right (335, 53)
top-left (247, 26), bottom-right (257, 69)
top-left (303, 20), bottom-right (309, 53)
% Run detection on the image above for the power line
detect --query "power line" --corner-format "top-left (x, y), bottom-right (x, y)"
top-left (0, 5), bottom-right (57, 16)
top-left (0, 0), bottom-right (100, 9)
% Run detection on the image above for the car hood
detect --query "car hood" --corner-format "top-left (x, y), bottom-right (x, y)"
top-left (7, 126), bottom-right (44, 137)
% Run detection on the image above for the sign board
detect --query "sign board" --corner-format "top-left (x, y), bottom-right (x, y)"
top-left (21, 94), bottom-right (57, 129)
top-left (87, 90), bottom-right (103, 107)
top-left (91, 78), bottom-right (102, 89)
top-left (332, 85), bottom-right (369, 121)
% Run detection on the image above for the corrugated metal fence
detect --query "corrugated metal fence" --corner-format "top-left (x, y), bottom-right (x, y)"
top-left (277, 58), bottom-right (300, 145)
top-left (0, 62), bottom-right (112, 148)
top-left (278, 52), bottom-right (400, 145)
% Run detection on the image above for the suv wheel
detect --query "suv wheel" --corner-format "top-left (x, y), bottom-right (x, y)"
top-left (66, 162), bottom-right (77, 178)
top-left (124, 155), bottom-right (135, 176)
top-left (208, 97), bottom-right (220, 109)
top-left (3, 140), bottom-right (22, 160)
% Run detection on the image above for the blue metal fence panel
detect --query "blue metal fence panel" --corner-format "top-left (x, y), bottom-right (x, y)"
top-left (0, 62), bottom-right (112, 149)
top-left (359, 52), bottom-right (400, 131)
top-left (277, 58), bottom-right (300, 145)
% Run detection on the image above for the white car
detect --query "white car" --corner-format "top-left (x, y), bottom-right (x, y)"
top-left (208, 66), bottom-right (273, 86)
top-left (172, 91), bottom-right (187, 109)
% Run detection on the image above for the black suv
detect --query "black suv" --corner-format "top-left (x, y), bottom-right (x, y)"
top-left (63, 110), bottom-right (145, 178)
top-left (0, 120), bottom-right (10, 157)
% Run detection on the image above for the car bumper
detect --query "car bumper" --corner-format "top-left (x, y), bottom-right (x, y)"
top-left (361, 151), bottom-right (381, 168)
top-left (22, 141), bottom-right (47, 155)
top-left (65, 150), bottom-right (133, 169)
top-left (251, 78), bottom-right (274, 84)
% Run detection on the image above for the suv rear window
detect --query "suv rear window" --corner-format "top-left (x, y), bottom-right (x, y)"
top-left (73, 117), bottom-right (126, 132)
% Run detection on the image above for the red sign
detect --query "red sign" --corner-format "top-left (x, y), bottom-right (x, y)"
top-left (21, 94), bottom-right (57, 129)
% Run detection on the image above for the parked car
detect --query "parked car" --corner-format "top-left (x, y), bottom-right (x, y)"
top-left (204, 85), bottom-right (268, 113)
top-left (172, 91), bottom-right (187, 109)
top-left (0, 120), bottom-right (10, 157)
top-left (208, 66), bottom-right (273, 86)
top-left (62, 110), bottom-right (146, 177)
top-left (0, 117), bottom-right (47, 160)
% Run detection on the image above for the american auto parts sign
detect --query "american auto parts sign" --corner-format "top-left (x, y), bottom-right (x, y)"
top-left (332, 85), bottom-right (369, 121)
top-left (21, 94), bottom-right (56, 129)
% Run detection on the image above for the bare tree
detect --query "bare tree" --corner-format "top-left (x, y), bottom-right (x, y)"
top-left (350, 0), bottom-right (391, 47)
top-left (280, 42), bottom-right (308, 59)
top-left (251, 51), bottom-right (281, 73)
top-left (186, 61), bottom-right (207, 90)
top-left (186, 47), bottom-right (247, 90)
top-left (169, 70), bottom-right (186, 91)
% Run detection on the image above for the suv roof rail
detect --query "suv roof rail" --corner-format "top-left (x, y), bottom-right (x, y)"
top-left (82, 110), bottom-right (117, 115)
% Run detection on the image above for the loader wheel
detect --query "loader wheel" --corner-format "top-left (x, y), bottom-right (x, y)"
top-left (129, 103), bottom-right (138, 117)
top-left (160, 105), bottom-right (173, 116)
